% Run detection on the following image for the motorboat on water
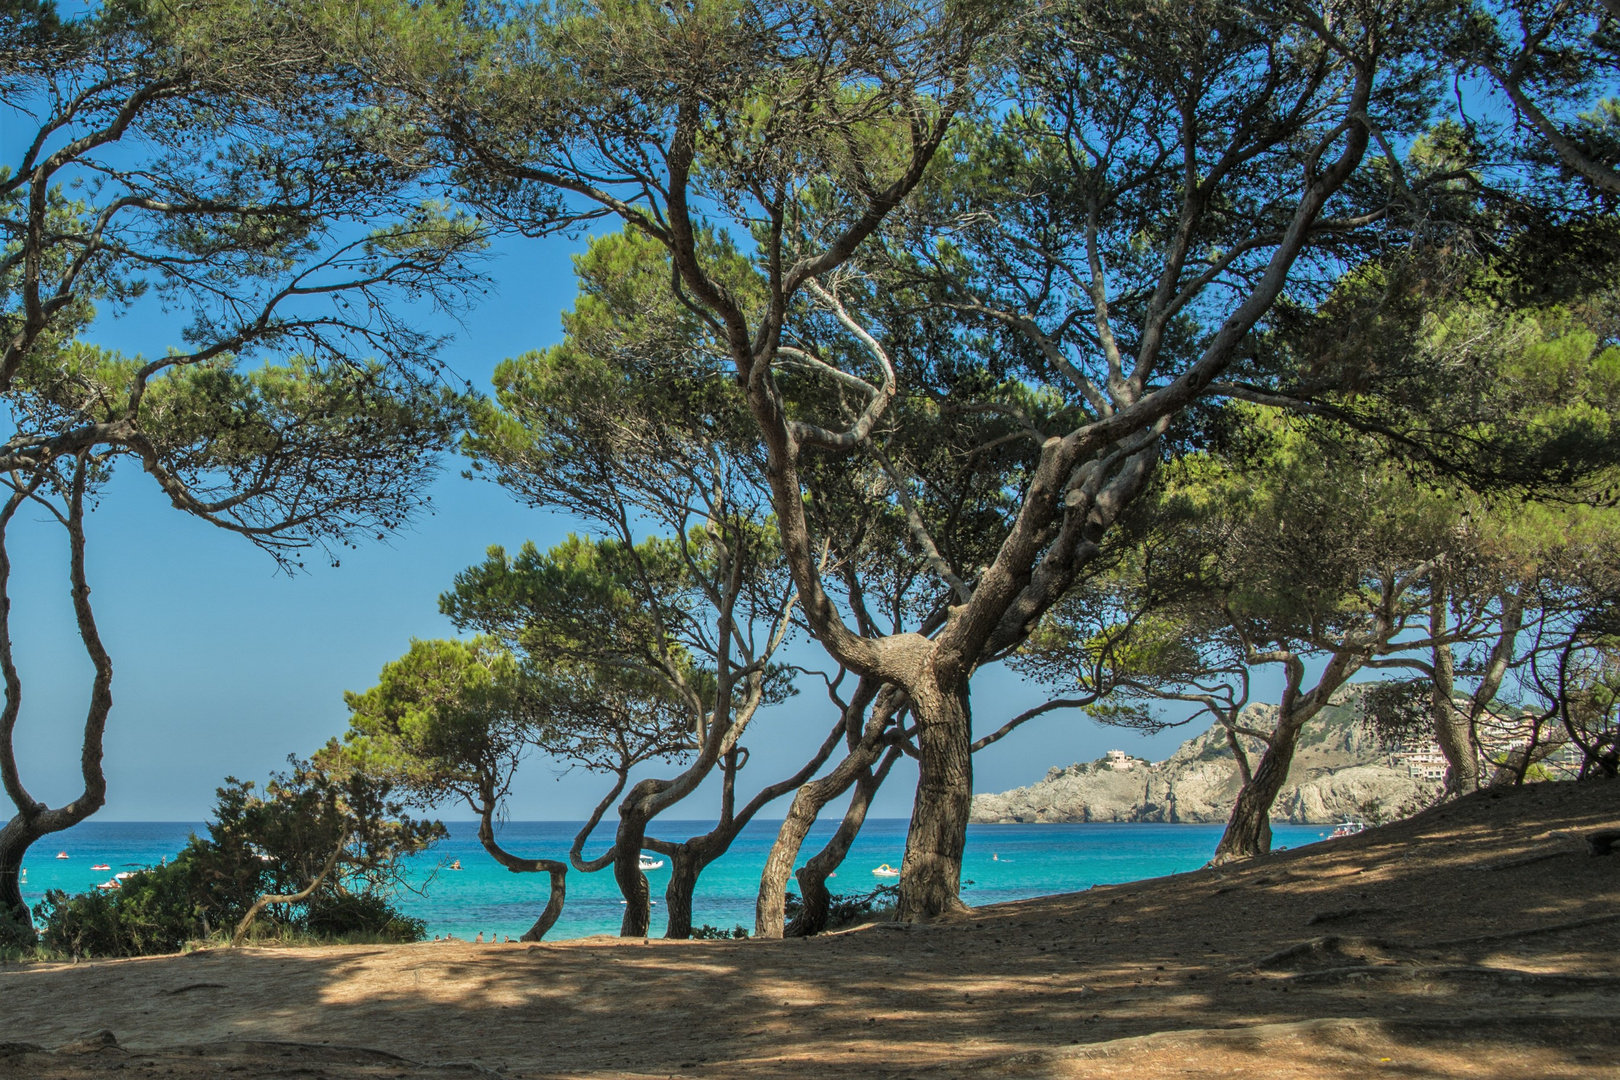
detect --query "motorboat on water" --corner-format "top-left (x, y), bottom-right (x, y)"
top-left (91, 863), bottom-right (112, 871)
top-left (114, 871), bottom-right (135, 880)
top-left (55, 852), bottom-right (69, 860)
top-left (96, 879), bottom-right (120, 890)
top-left (872, 863), bottom-right (900, 878)
top-left (1329, 821), bottom-right (1368, 838)
top-left (638, 855), bottom-right (665, 871)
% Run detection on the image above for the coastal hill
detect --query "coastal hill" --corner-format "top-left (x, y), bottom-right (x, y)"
top-left (972, 688), bottom-right (1440, 825)
top-left (1, 779), bottom-right (1615, 1078)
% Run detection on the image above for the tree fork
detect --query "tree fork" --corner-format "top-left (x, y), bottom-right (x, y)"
top-left (787, 745), bottom-right (901, 937)
top-left (1211, 726), bottom-right (1301, 864)
top-left (754, 692), bottom-right (895, 938)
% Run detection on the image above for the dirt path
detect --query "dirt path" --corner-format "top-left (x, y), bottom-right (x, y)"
top-left (3, 780), bottom-right (1617, 1079)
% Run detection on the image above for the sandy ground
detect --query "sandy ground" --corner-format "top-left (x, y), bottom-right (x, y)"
top-left (2, 779), bottom-right (1617, 1080)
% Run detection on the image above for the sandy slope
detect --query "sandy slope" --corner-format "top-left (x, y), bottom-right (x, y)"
top-left (2, 779), bottom-right (1617, 1080)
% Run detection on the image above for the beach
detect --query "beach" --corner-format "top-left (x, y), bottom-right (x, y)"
top-left (3, 780), bottom-right (1615, 1079)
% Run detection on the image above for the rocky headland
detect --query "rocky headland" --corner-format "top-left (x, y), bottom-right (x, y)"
top-left (972, 688), bottom-right (1441, 825)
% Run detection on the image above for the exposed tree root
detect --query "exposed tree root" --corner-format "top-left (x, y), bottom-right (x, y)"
top-left (1426, 912), bottom-right (1620, 949)
top-left (1285, 964), bottom-right (1620, 989)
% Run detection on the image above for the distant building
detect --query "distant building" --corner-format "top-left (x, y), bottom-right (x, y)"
top-left (1390, 739), bottom-right (1448, 782)
top-left (1105, 749), bottom-right (1134, 771)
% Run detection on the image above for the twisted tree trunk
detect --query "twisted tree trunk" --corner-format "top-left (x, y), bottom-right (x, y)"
top-left (660, 729), bottom-right (845, 939)
top-left (477, 803), bottom-right (567, 941)
top-left (1434, 589), bottom-right (1523, 796)
top-left (1430, 591), bottom-right (1482, 796)
top-left (0, 465), bottom-right (111, 931)
top-left (231, 830), bottom-right (348, 947)
top-left (1210, 725), bottom-right (1300, 863)
top-left (787, 745), bottom-right (901, 936)
top-left (1212, 648), bottom-right (1363, 864)
top-left (755, 681), bottom-right (897, 938)
top-left (897, 672), bottom-right (973, 921)
top-left (1430, 656), bottom-right (1483, 795)
top-left (612, 799), bottom-right (655, 937)
top-left (663, 849), bottom-right (700, 939)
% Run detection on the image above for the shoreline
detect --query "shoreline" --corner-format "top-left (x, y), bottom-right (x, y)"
top-left (3, 780), bottom-right (1614, 1079)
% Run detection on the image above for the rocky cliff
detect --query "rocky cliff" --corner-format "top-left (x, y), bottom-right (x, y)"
top-left (971, 689), bottom-right (1440, 825)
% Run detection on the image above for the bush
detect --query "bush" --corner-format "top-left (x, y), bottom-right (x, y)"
top-left (32, 761), bottom-right (442, 958)
top-left (36, 854), bottom-right (211, 959)
top-left (691, 923), bottom-right (750, 940)
top-left (0, 904), bottom-right (38, 958)
top-left (784, 883), bottom-right (899, 930)
top-left (304, 892), bottom-right (425, 942)
top-left (36, 862), bottom-right (429, 957)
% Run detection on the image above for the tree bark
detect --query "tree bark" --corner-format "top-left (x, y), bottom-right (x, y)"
top-left (0, 465), bottom-right (111, 931)
top-left (787, 745), bottom-right (901, 936)
top-left (1430, 639), bottom-right (1482, 796)
top-left (754, 683), bottom-right (896, 938)
top-left (0, 818), bottom-right (38, 929)
top-left (612, 801), bottom-right (654, 937)
top-left (897, 674), bottom-right (973, 921)
top-left (477, 802), bottom-right (568, 941)
top-left (663, 849), bottom-right (700, 939)
top-left (1210, 724), bottom-right (1300, 863)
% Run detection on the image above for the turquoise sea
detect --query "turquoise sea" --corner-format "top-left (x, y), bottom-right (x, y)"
top-left (18, 818), bottom-right (1328, 940)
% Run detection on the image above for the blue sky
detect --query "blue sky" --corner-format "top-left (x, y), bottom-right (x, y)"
top-left (7, 224), bottom-right (1212, 825)
top-left (6, 0), bottom-right (1522, 833)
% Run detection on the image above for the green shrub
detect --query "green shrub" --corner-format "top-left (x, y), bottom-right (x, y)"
top-left (304, 892), bottom-right (425, 942)
top-left (0, 903), bottom-right (38, 958)
top-left (691, 923), bottom-right (750, 939)
top-left (32, 760), bottom-right (441, 958)
top-left (784, 883), bottom-right (899, 930)
top-left (36, 854), bottom-right (211, 958)
top-left (36, 862), bottom-right (428, 957)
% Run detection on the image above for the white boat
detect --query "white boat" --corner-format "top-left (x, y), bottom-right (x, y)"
top-left (55, 851), bottom-right (69, 860)
top-left (114, 871), bottom-right (135, 881)
top-left (872, 863), bottom-right (900, 878)
top-left (1329, 821), bottom-right (1368, 838)
top-left (96, 879), bottom-right (120, 891)
top-left (638, 855), bottom-right (665, 871)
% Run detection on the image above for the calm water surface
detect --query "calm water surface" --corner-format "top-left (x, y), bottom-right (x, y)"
top-left (20, 818), bottom-right (1327, 940)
